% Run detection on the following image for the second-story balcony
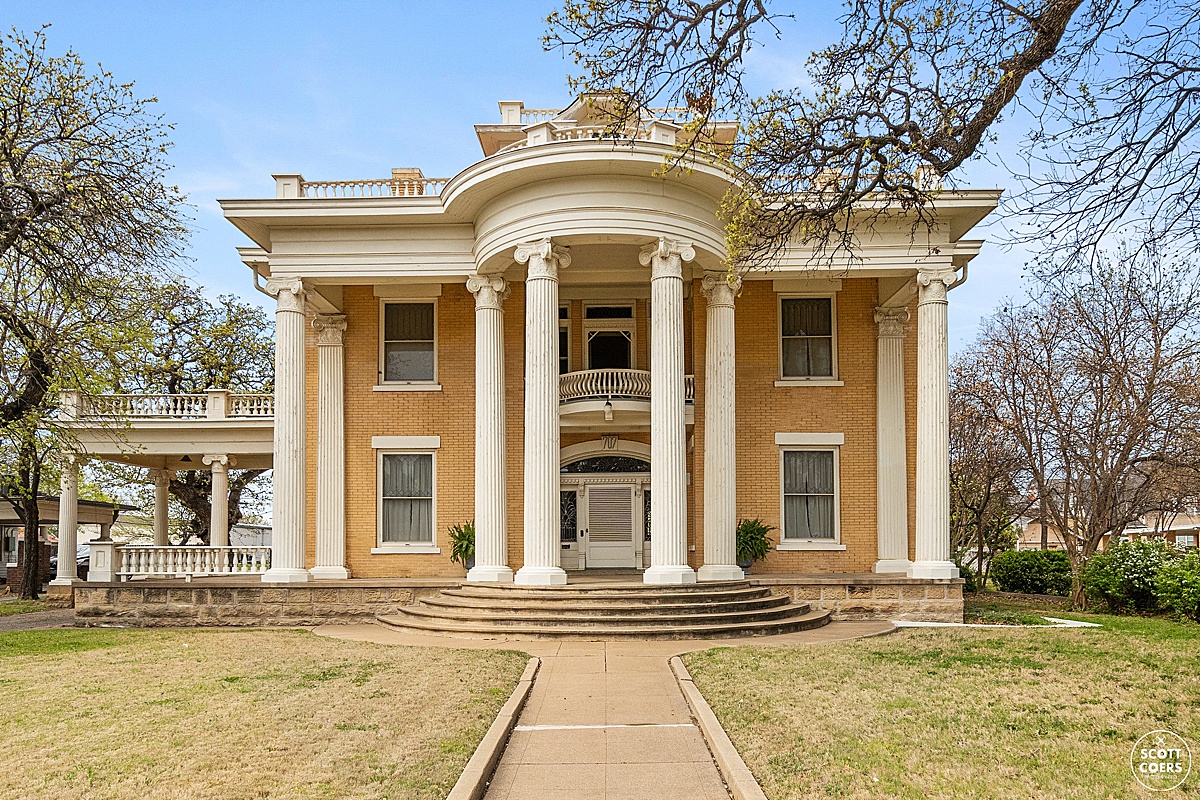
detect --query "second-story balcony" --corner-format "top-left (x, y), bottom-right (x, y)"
top-left (558, 369), bottom-right (695, 431)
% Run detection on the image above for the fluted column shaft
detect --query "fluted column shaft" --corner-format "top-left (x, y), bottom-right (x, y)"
top-left (698, 273), bottom-right (744, 582)
top-left (467, 275), bottom-right (513, 582)
top-left (643, 238), bottom-right (697, 585)
top-left (151, 469), bottom-right (171, 546)
top-left (910, 269), bottom-right (958, 579)
top-left (263, 278), bottom-right (310, 583)
top-left (311, 314), bottom-right (349, 579)
top-left (50, 454), bottom-right (80, 585)
top-left (204, 455), bottom-right (231, 548)
top-left (515, 240), bottom-right (571, 586)
top-left (874, 307), bottom-right (912, 573)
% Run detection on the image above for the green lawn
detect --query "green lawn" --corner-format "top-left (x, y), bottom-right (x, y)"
top-left (0, 598), bottom-right (48, 616)
top-left (0, 628), bottom-right (528, 800)
top-left (683, 600), bottom-right (1199, 799)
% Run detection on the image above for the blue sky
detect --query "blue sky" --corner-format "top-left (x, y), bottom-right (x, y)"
top-left (6, 1), bottom-right (1023, 350)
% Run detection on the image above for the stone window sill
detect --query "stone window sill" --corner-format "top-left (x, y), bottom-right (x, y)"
top-left (373, 384), bottom-right (443, 392)
top-left (774, 379), bottom-right (845, 388)
top-left (777, 541), bottom-right (847, 551)
top-left (371, 546), bottom-right (441, 555)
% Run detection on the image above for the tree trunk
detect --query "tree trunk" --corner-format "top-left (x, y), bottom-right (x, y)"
top-left (1040, 495), bottom-right (1049, 550)
top-left (16, 436), bottom-right (43, 600)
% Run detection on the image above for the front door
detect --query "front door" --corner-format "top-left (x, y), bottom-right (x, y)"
top-left (583, 485), bottom-right (637, 568)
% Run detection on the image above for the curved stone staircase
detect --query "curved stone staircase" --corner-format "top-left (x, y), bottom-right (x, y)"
top-left (375, 581), bottom-right (830, 639)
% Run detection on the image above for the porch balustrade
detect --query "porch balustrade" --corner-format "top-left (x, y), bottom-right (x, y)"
top-left (115, 545), bottom-right (271, 579)
top-left (71, 392), bottom-right (274, 420)
top-left (558, 369), bottom-right (695, 403)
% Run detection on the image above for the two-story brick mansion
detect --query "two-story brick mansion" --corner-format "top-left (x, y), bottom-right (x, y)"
top-left (56, 97), bottom-right (997, 624)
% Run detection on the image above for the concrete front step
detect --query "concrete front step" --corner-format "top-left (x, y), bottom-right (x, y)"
top-left (399, 601), bottom-right (809, 627)
top-left (444, 583), bottom-right (768, 605)
top-left (375, 608), bottom-right (832, 640)
top-left (422, 593), bottom-right (792, 616)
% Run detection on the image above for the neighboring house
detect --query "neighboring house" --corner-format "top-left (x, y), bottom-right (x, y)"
top-left (1, 494), bottom-right (131, 585)
top-left (55, 96), bottom-right (998, 599)
top-left (1014, 513), bottom-right (1200, 553)
top-left (1015, 517), bottom-right (1068, 551)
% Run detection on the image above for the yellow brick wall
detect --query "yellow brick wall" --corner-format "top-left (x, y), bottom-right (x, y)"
top-left (302, 277), bottom-right (916, 578)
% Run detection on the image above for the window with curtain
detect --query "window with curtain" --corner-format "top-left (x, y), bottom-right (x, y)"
top-left (780, 297), bottom-right (834, 378)
top-left (782, 450), bottom-right (836, 540)
top-left (380, 453), bottom-right (434, 543)
top-left (383, 302), bottom-right (435, 382)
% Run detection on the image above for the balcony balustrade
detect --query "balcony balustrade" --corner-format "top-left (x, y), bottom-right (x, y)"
top-left (63, 389), bottom-right (275, 421)
top-left (558, 369), bottom-right (694, 404)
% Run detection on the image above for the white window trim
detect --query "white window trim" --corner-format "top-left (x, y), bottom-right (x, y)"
top-left (582, 302), bottom-right (637, 370)
top-left (378, 299), bottom-right (438, 386)
top-left (777, 293), bottom-right (838, 382)
top-left (374, 447), bottom-right (440, 554)
top-left (560, 304), bottom-right (573, 374)
top-left (778, 444), bottom-right (845, 550)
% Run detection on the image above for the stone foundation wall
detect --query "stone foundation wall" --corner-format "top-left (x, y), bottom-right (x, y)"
top-left (751, 576), bottom-right (964, 622)
top-left (74, 584), bottom-right (450, 627)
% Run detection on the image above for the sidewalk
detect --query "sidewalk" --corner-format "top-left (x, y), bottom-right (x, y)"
top-left (316, 621), bottom-right (892, 799)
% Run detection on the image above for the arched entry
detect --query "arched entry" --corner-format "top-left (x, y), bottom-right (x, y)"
top-left (560, 440), bottom-right (651, 570)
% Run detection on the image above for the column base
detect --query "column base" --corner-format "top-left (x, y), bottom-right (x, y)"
top-left (644, 565), bottom-right (697, 585)
top-left (873, 558), bottom-right (912, 574)
top-left (514, 565), bottom-right (567, 586)
top-left (261, 567), bottom-right (311, 584)
top-left (467, 565), bottom-right (515, 583)
top-left (309, 566), bottom-right (350, 580)
top-left (48, 577), bottom-right (81, 587)
top-left (907, 560), bottom-right (959, 579)
top-left (696, 564), bottom-right (745, 582)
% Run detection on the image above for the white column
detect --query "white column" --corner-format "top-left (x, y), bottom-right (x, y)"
top-left (910, 269), bottom-right (958, 579)
top-left (263, 277), bottom-right (310, 583)
top-left (698, 273), bottom-right (744, 582)
top-left (514, 239), bottom-right (571, 586)
top-left (151, 469), bottom-right (172, 546)
top-left (311, 314), bottom-right (350, 580)
top-left (467, 275), bottom-right (513, 582)
top-left (50, 453), bottom-right (80, 585)
top-left (874, 307), bottom-right (912, 573)
top-left (203, 454), bottom-right (232, 548)
top-left (642, 238), bottom-right (697, 585)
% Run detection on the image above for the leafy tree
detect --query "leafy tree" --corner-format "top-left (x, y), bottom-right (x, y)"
top-left (107, 281), bottom-right (274, 542)
top-left (0, 27), bottom-right (186, 598)
top-left (546, 0), bottom-right (1200, 270)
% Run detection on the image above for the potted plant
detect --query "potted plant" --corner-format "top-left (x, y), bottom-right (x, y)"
top-left (448, 521), bottom-right (476, 571)
top-left (736, 518), bottom-right (775, 573)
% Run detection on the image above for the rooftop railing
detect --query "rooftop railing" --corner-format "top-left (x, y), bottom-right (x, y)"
top-left (61, 390), bottom-right (274, 421)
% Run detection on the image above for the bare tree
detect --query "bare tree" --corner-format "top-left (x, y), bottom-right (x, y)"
top-left (546, 0), bottom-right (1199, 270)
top-left (949, 359), bottom-right (1030, 586)
top-left (961, 243), bottom-right (1200, 606)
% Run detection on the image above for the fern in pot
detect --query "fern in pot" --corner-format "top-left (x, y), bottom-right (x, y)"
top-left (448, 521), bottom-right (475, 571)
top-left (736, 518), bottom-right (775, 573)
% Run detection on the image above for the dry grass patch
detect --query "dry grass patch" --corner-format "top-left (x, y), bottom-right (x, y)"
top-left (683, 612), bottom-right (1200, 799)
top-left (0, 628), bottom-right (527, 799)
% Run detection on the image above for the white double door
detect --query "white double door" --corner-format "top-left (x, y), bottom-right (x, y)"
top-left (579, 482), bottom-right (645, 568)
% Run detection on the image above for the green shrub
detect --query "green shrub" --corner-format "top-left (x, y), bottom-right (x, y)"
top-left (1082, 538), bottom-right (1176, 613)
top-left (989, 550), bottom-right (1072, 596)
top-left (447, 521), bottom-right (475, 567)
top-left (958, 563), bottom-right (979, 593)
top-left (735, 518), bottom-right (775, 566)
top-left (1154, 551), bottom-right (1200, 621)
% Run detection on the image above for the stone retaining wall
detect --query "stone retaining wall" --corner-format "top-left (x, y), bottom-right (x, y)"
top-left (750, 576), bottom-right (964, 622)
top-left (74, 584), bottom-right (447, 627)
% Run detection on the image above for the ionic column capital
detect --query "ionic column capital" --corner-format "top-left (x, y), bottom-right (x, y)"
top-left (150, 468), bottom-right (174, 487)
top-left (265, 277), bottom-right (307, 312)
top-left (312, 314), bottom-right (347, 345)
top-left (701, 273), bottom-right (742, 307)
top-left (639, 237), bottom-right (695, 280)
top-left (915, 268), bottom-right (959, 303)
top-left (466, 274), bottom-right (511, 309)
top-left (202, 454), bottom-right (235, 471)
top-left (873, 306), bottom-right (911, 338)
top-left (514, 239), bottom-right (571, 279)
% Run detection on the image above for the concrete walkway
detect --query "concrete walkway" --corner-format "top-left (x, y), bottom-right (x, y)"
top-left (316, 621), bottom-right (892, 799)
